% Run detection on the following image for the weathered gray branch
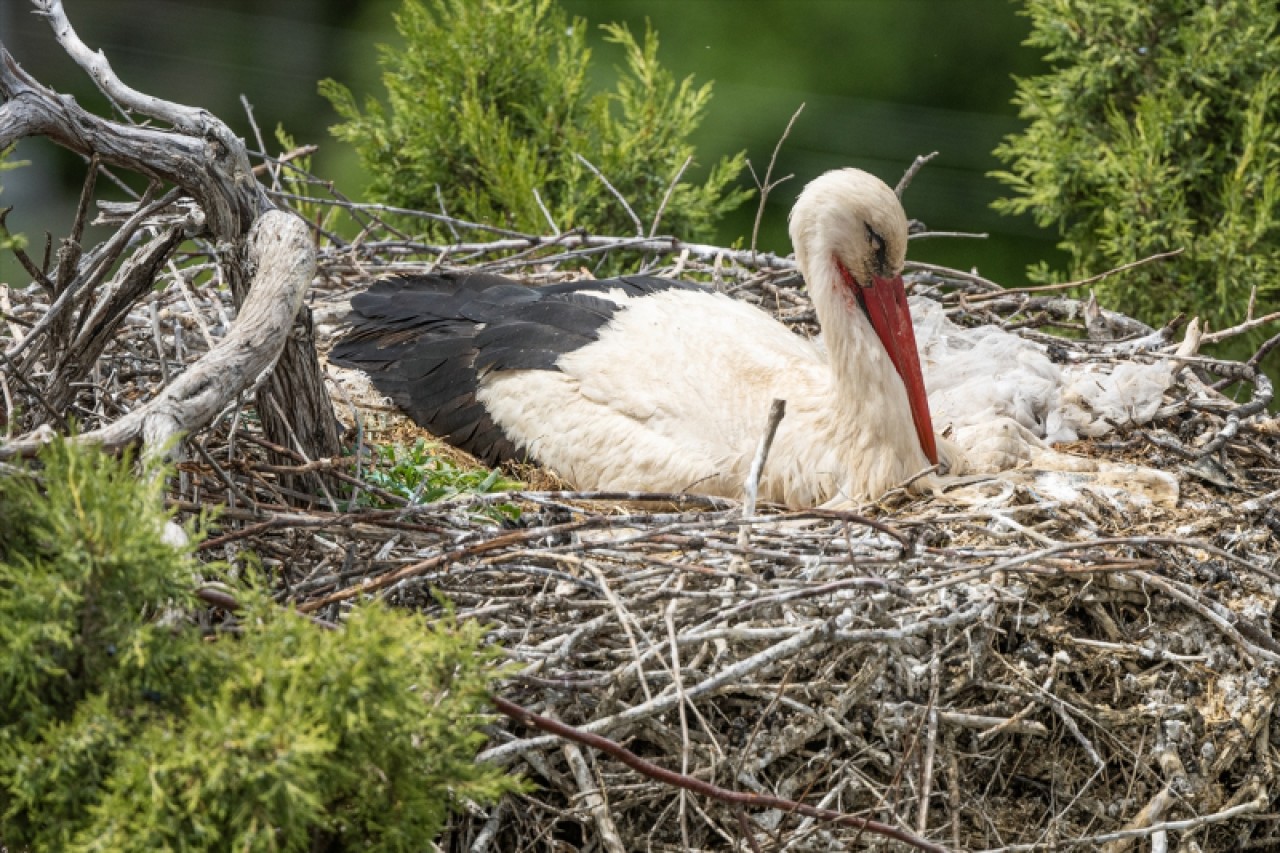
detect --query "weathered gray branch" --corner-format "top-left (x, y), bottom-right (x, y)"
top-left (0, 211), bottom-right (314, 458)
top-left (0, 45), bottom-right (261, 239)
top-left (0, 0), bottom-right (340, 474)
top-left (34, 0), bottom-right (215, 134)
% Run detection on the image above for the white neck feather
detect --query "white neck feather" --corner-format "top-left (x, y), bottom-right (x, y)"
top-left (807, 260), bottom-right (930, 502)
top-left (776, 169), bottom-right (931, 503)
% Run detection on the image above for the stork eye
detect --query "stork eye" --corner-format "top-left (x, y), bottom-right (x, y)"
top-left (865, 224), bottom-right (889, 275)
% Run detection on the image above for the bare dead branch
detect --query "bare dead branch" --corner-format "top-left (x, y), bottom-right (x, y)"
top-left (0, 210), bottom-right (315, 459)
top-left (748, 103), bottom-right (804, 257)
top-left (575, 152), bottom-right (644, 236)
top-left (492, 696), bottom-right (950, 853)
top-left (895, 151), bottom-right (939, 197)
top-left (649, 153), bottom-right (693, 238)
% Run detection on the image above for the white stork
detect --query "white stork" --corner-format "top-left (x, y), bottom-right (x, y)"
top-left (332, 168), bottom-right (957, 507)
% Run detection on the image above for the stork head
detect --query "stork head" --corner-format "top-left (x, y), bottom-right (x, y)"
top-left (788, 169), bottom-right (938, 465)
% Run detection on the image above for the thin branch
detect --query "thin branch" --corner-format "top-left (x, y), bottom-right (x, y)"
top-left (0, 210), bottom-right (316, 459)
top-left (748, 103), bottom-right (804, 257)
top-left (481, 623), bottom-right (834, 764)
top-left (34, 0), bottom-right (212, 133)
top-left (649, 154), bottom-right (692, 238)
top-left (492, 695), bottom-right (949, 853)
top-left (1194, 310), bottom-right (1280, 346)
top-left (575, 152), bottom-right (643, 236)
top-left (977, 794), bottom-right (1265, 852)
top-left (895, 151), bottom-right (939, 197)
top-left (966, 249), bottom-right (1186, 304)
top-left (738, 398), bottom-right (786, 552)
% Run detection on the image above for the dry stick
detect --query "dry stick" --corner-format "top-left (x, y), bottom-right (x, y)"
top-left (450, 488), bottom-right (736, 511)
top-left (748, 103), bottom-right (805, 258)
top-left (575, 152), bottom-right (643, 236)
top-left (778, 765), bottom-right (857, 852)
top-left (916, 650), bottom-right (941, 836)
top-left (649, 154), bottom-right (693, 238)
top-left (0, 350), bottom-right (69, 429)
top-left (965, 249), bottom-right (1185, 304)
top-left (481, 622), bottom-right (833, 764)
top-left (14, 2), bottom-right (261, 242)
top-left (562, 742), bottom-right (627, 853)
top-left (1136, 570), bottom-right (1280, 664)
top-left (1246, 328), bottom-right (1280, 368)
top-left (265, 395), bottom-right (340, 512)
top-left (738, 399), bottom-right (787, 552)
top-left (1188, 359), bottom-right (1274, 458)
top-left (895, 151), bottom-right (939, 197)
top-left (586, 561), bottom-right (655, 703)
top-left (1194, 309), bottom-right (1280, 346)
top-left (57, 151), bottom-right (99, 297)
top-left (0, 369), bottom-right (12, 440)
top-left (36, 0), bottom-right (206, 131)
top-left (532, 188), bottom-right (559, 235)
top-left (976, 794), bottom-right (1265, 853)
top-left (295, 517), bottom-right (600, 612)
top-left (148, 298), bottom-right (169, 385)
top-left (664, 572), bottom-right (692, 852)
top-left (192, 439), bottom-right (256, 511)
top-left (4, 186), bottom-right (179, 365)
top-left (491, 696), bottom-right (949, 853)
top-left (266, 193), bottom-right (802, 271)
top-left (918, 534), bottom-right (1280, 588)
top-left (909, 229), bottom-right (988, 241)
top-left (168, 262), bottom-right (217, 350)
top-left (469, 799), bottom-right (507, 853)
top-left (735, 808), bottom-right (766, 853)
top-left (0, 210), bottom-right (54, 290)
top-left (795, 507), bottom-right (910, 547)
top-left (1102, 786), bottom-right (1173, 853)
top-left (0, 210), bottom-right (315, 460)
top-left (239, 94), bottom-right (279, 195)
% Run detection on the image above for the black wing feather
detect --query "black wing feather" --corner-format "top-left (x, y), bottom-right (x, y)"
top-left (330, 271), bottom-right (707, 464)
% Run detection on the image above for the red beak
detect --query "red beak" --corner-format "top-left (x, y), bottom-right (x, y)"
top-left (853, 270), bottom-right (938, 465)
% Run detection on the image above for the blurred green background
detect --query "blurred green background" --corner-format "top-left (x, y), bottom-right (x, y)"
top-left (0, 0), bottom-right (1060, 285)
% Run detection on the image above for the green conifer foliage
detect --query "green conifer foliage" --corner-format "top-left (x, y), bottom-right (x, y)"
top-left (992, 1), bottom-right (1280, 328)
top-left (0, 441), bottom-right (515, 851)
top-left (320, 0), bottom-right (748, 243)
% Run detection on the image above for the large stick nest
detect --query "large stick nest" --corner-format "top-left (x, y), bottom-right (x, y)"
top-left (5, 158), bottom-right (1280, 851)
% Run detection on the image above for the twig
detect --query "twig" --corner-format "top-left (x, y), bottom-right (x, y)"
top-left (665, 572), bottom-right (693, 850)
top-left (1247, 328), bottom-right (1280, 368)
top-left (977, 794), bottom-right (1265, 852)
top-left (532, 188), bottom-right (560, 236)
top-left (481, 623), bottom-right (834, 764)
top-left (562, 742), bottom-right (626, 853)
top-left (1194, 310), bottom-right (1280, 346)
top-left (895, 151), bottom-right (939, 197)
top-left (738, 398), bottom-right (786, 552)
top-left (965, 249), bottom-right (1185, 304)
top-left (649, 154), bottom-right (693, 238)
top-left (239, 94), bottom-right (279, 193)
top-left (492, 695), bottom-right (950, 853)
top-left (0, 211), bottom-right (315, 459)
top-left (917, 650), bottom-right (941, 835)
top-left (0, 349), bottom-right (69, 429)
top-left (747, 103), bottom-right (804, 257)
top-left (4, 186), bottom-right (180, 367)
top-left (575, 153), bottom-right (643, 236)
top-left (1135, 571), bottom-right (1280, 664)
